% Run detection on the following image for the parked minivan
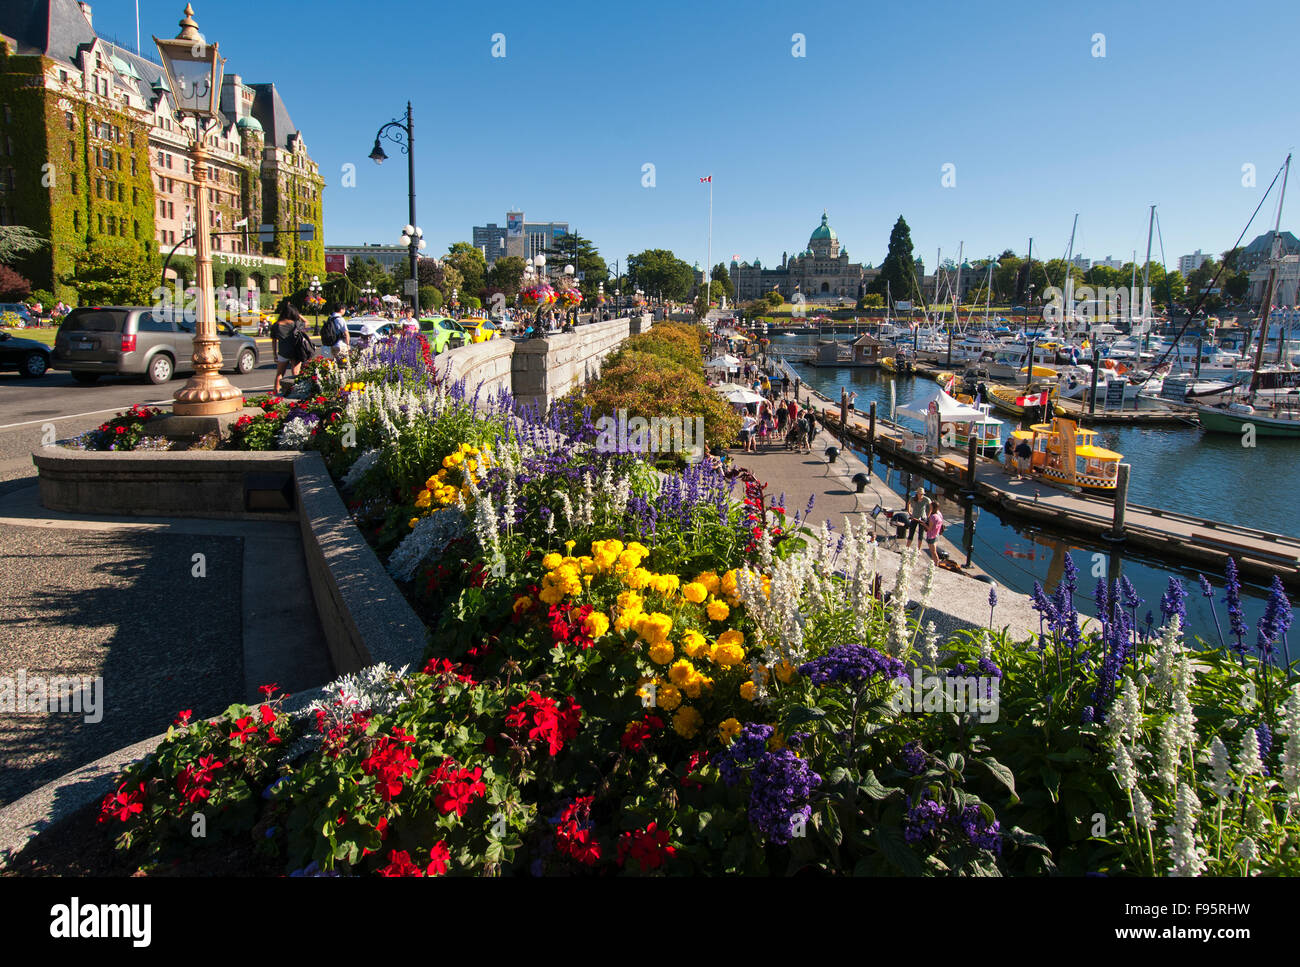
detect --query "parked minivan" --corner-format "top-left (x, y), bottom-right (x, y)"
top-left (52, 306), bottom-right (259, 384)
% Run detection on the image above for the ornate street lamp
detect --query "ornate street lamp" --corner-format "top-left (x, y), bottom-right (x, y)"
top-left (370, 104), bottom-right (419, 312)
top-left (154, 4), bottom-right (242, 415)
top-left (307, 275), bottom-right (324, 330)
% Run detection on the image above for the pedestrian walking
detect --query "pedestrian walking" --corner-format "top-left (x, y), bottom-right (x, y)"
top-left (272, 302), bottom-right (312, 394)
top-left (924, 503), bottom-right (945, 564)
top-left (320, 303), bottom-right (349, 360)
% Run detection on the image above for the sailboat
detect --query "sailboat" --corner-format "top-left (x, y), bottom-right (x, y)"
top-left (1196, 155), bottom-right (1300, 438)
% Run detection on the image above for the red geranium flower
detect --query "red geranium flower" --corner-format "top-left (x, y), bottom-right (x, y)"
top-left (98, 781), bottom-right (146, 824)
top-left (377, 849), bottom-right (423, 877)
top-left (617, 821), bottom-right (676, 872)
top-left (426, 841), bottom-right (451, 876)
top-left (229, 716), bottom-right (258, 743)
top-left (173, 709), bottom-right (193, 726)
top-left (258, 683), bottom-right (279, 698)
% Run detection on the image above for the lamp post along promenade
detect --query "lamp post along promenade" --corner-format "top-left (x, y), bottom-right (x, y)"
top-left (154, 4), bottom-right (243, 415)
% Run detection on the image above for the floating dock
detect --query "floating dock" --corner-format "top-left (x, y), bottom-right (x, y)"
top-left (800, 389), bottom-right (1300, 589)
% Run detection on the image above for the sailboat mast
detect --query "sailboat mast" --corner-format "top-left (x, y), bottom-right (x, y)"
top-left (1129, 251), bottom-right (1138, 328)
top-left (953, 241), bottom-right (964, 331)
top-left (1142, 205), bottom-right (1155, 331)
top-left (1063, 214), bottom-right (1079, 337)
top-left (1253, 154), bottom-right (1291, 392)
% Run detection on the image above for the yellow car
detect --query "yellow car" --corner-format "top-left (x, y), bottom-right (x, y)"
top-left (460, 317), bottom-right (499, 344)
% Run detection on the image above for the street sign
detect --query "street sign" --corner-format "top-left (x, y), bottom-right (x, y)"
top-left (258, 223), bottom-right (275, 244)
top-left (404, 279), bottom-right (419, 295)
top-left (297, 223), bottom-right (315, 242)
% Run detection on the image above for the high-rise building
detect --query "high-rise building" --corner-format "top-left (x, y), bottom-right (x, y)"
top-left (0, 0), bottom-right (325, 303)
top-left (1178, 250), bottom-right (1210, 276)
top-left (475, 212), bottom-right (568, 265)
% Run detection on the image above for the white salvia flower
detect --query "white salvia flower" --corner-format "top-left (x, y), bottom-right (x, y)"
top-left (1280, 685), bottom-right (1300, 800)
top-left (918, 561), bottom-right (936, 613)
top-left (1165, 783), bottom-right (1207, 877)
top-left (1111, 741), bottom-right (1138, 791)
top-left (1131, 788), bottom-right (1156, 831)
top-left (1156, 718), bottom-right (1180, 790)
top-left (1170, 656), bottom-right (1197, 750)
top-left (1235, 728), bottom-right (1264, 783)
top-left (1235, 836), bottom-right (1259, 862)
top-left (921, 621), bottom-right (940, 669)
top-left (1206, 735), bottom-right (1234, 801)
top-left (979, 629), bottom-right (993, 662)
top-left (1108, 676), bottom-right (1145, 744)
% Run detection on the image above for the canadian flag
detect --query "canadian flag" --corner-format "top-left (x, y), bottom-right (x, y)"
top-left (1016, 390), bottom-right (1050, 407)
top-left (700, 175), bottom-right (712, 183)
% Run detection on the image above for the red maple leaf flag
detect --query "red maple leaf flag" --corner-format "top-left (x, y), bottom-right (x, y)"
top-left (700, 175), bottom-right (712, 183)
top-left (1015, 390), bottom-right (1050, 407)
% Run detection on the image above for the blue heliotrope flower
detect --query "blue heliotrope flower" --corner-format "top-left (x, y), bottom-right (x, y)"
top-left (717, 723), bottom-right (821, 845)
top-left (798, 644), bottom-right (906, 688)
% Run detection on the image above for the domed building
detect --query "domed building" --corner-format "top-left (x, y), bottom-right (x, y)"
top-left (729, 212), bottom-right (876, 304)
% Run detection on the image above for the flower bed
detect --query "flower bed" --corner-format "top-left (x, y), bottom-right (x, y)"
top-left (45, 328), bottom-right (1300, 876)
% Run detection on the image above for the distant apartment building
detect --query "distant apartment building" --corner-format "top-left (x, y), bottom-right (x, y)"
top-left (0, 0), bottom-right (324, 302)
top-left (1178, 250), bottom-right (1210, 276)
top-left (473, 212), bottom-right (569, 265)
top-left (1092, 256), bottom-right (1125, 271)
top-left (1068, 254), bottom-right (1090, 270)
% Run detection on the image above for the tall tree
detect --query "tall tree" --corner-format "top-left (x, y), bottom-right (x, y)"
top-left (486, 256), bottom-right (526, 299)
top-left (0, 226), bottom-right (47, 264)
top-left (868, 216), bottom-right (917, 302)
top-left (444, 242), bottom-right (487, 297)
top-left (710, 262), bottom-right (734, 299)
top-left (66, 239), bottom-right (158, 306)
top-left (628, 249), bottom-right (694, 301)
top-left (541, 232), bottom-right (608, 300)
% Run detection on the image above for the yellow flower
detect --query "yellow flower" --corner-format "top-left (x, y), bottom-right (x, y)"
top-left (425, 476), bottom-right (440, 491)
top-left (542, 552), bottom-right (563, 571)
top-left (408, 517), bottom-right (419, 529)
top-left (512, 596), bottom-right (534, 615)
top-left (720, 569), bottom-right (739, 598)
top-left (648, 640), bottom-right (675, 665)
top-left (624, 567), bottom-right (652, 590)
top-left (769, 731), bottom-right (787, 750)
top-left (706, 599), bottom-right (730, 622)
top-left (414, 490), bottom-right (432, 508)
top-left (650, 573), bottom-right (680, 598)
top-left (740, 680), bottom-right (758, 701)
top-left (583, 612), bottom-right (609, 639)
top-left (680, 630), bottom-right (708, 658)
top-left (681, 582), bottom-right (708, 604)
top-left (617, 590), bottom-right (644, 613)
top-left (696, 571), bottom-right (721, 595)
top-left (668, 659), bottom-right (696, 687)
top-left (716, 629), bottom-right (745, 649)
top-left (564, 540), bottom-right (576, 553)
top-left (613, 607), bottom-right (643, 633)
top-left (655, 682), bottom-right (682, 711)
top-left (710, 642), bottom-right (745, 667)
top-left (579, 556), bottom-right (598, 575)
top-left (673, 707), bottom-right (702, 739)
top-left (774, 660), bottom-right (798, 684)
top-left (718, 717), bottom-right (742, 744)
top-left (626, 541), bottom-right (650, 558)
top-left (636, 612), bottom-right (673, 645)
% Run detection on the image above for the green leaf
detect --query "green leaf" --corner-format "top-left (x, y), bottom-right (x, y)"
top-left (857, 769), bottom-right (895, 801)
top-left (873, 823), bottom-right (926, 876)
top-left (974, 755), bottom-right (1018, 802)
top-left (783, 706), bottom-right (828, 726)
top-left (1039, 765), bottom-right (1061, 804)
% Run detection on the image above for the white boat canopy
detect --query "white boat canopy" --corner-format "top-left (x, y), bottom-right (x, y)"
top-left (898, 385), bottom-right (1003, 424)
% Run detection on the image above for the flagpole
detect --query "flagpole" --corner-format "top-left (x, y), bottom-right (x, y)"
top-left (706, 175), bottom-right (713, 308)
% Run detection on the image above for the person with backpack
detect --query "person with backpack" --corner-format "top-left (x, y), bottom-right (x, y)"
top-left (273, 302), bottom-right (313, 393)
top-left (320, 303), bottom-right (349, 360)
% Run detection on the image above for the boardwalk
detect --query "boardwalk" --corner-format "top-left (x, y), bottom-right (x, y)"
top-left (793, 387), bottom-right (1300, 589)
top-left (723, 432), bottom-right (1044, 642)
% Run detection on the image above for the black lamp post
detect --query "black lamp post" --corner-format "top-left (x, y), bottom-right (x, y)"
top-left (370, 102), bottom-right (419, 312)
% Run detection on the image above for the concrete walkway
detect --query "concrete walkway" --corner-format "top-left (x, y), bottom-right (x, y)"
top-left (0, 477), bottom-right (332, 807)
top-left (724, 432), bottom-right (1044, 644)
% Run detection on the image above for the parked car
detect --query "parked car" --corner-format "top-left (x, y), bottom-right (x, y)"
top-left (419, 316), bottom-right (470, 353)
top-left (0, 329), bottom-right (52, 377)
top-left (0, 303), bottom-right (34, 327)
top-left (460, 317), bottom-right (499, 344)
top-left (343, 316), bottom-right (401, 347)
top-left (52, 306), bottom-right (259, 384)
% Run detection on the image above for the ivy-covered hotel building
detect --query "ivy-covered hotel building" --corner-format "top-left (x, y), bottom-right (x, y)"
top-left (0, 1), bottom-right (324, 304)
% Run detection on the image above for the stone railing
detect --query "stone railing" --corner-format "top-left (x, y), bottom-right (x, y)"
top-left (435, 314), bottom-right (651, 409)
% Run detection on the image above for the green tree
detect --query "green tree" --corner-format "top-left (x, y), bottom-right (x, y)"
top-left (0, 226), bottom-right (48, 264)
top-left (628, 249), bottom-right (695, 300)
top-left (419, 286), bottom-right (443, 311)
top-left (541, 232), bottom-right (608, 300)
top-left (857, 293), bottom-right (885, 309)
top-left (1160, 270), bottom-right (1186, 306)
top-left (67, 239), bottom-right (158, 305)
top-left (346, 256), bottom-right (396, 294)
top-left (868, 216), bottom-right (917, 302)
top-left (765, 289), bottom-right (784, 308)
top-left (486, 256), bottom-right (526, 299)
top-left (710, 263), bottom-right (734, 300)
top-left (444, 242), bottom-right (487, 298)
top-left (1223, 270), bottom-right (1250, 301)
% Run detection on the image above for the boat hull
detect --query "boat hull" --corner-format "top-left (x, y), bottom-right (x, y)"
top-left (1196, 407), bottom-right (1300, 437)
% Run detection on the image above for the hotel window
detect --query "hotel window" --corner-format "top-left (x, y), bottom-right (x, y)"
top-left (130, 156), bottom-right (136, 176)
top-left (98, 213), bottom-right (104, 233)
top-left (166, 153), bottom-right (172, 169)
top-left (60, 70), bottom-right (69, 84)
top-left (71, 173), bottom-right (77, 193)
top-left (158, 149), bottom-right (165, 166)
top-left (64, 111), bottom-right (74, 130)
top-left (68, 141), bottom-right (75, 162)
top-left (133, 220), bottom-right (139, 240)
top-left (132, 187), bottom-right (137, 205)
top-left (129, 132), bottom-right (135, 149)
top-left (118, 184), bottom-right (124, 203)
top-left (73, 211), bottom-right (79, 231)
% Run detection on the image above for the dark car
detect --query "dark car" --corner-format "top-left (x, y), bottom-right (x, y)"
top-left (52, 307), bottom-right (259, 384)
top-left (0, 330), bottom-right (52, 377)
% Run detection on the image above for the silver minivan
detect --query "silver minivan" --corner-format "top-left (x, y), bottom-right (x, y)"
top-left (52, 306), bottom-right (259, 384)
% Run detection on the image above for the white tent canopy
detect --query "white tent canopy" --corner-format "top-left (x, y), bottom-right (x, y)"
top-left (717, 385), bottom-right (765, 405)
top-left (706, 354), bottom-right (742, 369)
top-left (898, 385), bottom-right (1002, 424)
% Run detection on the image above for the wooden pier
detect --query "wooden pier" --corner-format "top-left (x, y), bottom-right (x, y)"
top-left (800, 389), bottom-right (1300, 589)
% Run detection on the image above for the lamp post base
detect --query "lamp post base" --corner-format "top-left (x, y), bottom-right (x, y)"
top-left (173, 373), bottom-right (244, 416)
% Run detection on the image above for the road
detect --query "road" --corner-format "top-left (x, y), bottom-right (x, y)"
top-left (0, 335), bottom-right (277, 483)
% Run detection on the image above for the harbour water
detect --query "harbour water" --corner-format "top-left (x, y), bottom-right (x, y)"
top-left (766, 335), bottom-right (1293, 643)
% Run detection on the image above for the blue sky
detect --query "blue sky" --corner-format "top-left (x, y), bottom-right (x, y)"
top-left (96, 0), bottom-right (1299, 273)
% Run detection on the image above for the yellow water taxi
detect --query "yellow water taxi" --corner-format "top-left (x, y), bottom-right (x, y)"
top-left (1011, 417), bottom-right (1123, 493)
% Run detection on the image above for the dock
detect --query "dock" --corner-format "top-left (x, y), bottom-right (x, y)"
top-left (795, 388), bottom-right (1300, 589)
